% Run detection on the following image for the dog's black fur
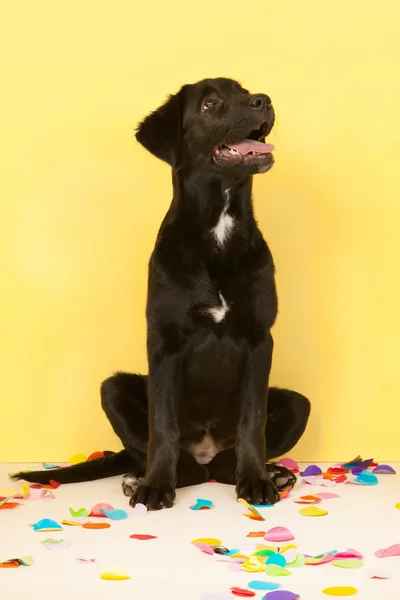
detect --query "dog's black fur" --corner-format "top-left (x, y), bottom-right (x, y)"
top-left (12, 78), bottom-right (310, 509)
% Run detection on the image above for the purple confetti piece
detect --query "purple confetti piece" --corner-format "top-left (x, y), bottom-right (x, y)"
top-left (44, 540), bottom-right (71, 551)
top-left (373, 464), bottom-right (396, 474)
top-left (263, 592), bottom-right (300, 600)
top-left (358, 458), bottom-right (374, 470)
top-left (300, 464), bottom-right (322, 477)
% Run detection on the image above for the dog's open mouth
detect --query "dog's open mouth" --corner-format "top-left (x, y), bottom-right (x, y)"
top-left (213, 122), bottom-right (274, 167)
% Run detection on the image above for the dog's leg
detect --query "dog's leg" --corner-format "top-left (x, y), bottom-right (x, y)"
top-left (209, 387), bottom-right (310, 492)
top-left (101, 372), bottom-right (208, 504)
top-left (235, 333), bottom-right (280, 504)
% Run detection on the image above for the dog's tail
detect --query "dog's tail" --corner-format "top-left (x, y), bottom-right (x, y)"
top-left (10, 450), bottom-right (132, 485)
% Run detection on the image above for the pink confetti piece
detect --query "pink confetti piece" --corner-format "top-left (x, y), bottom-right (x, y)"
top-left (264, 527), bottom-right (295, 543)
top-left (334, 549), bottom-right (363, 560)
top-left (89, 503), bottom-right (114, 517)
top-left (129, 503), bottom-right (148, 516)
top-left (303, 476), bottom-right (336, 487)
top-left (277, 458), bottom-right (299, 472)
top-left (315, 493), bottom-right (339, 500)
top-left (195, 542), bottom-right (215, 555)
top-left (76, 557), bottom-right (96, 564)
top-left (375, 544), bottom-right (400, 558)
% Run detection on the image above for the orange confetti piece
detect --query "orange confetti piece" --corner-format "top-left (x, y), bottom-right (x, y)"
top-left (0, 561), bottom-right (20, 568)
top-left (82, 522), bottom-right (111, 529)
top-left (247, 531), bottom-right (266, 538)
top-left (0, 502), bottom-right (19, 510)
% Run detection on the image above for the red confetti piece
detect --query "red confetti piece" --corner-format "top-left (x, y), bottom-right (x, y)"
top-left (87, 451), bottom-right (104, 461)
top-left (130, 534), bottom-right (157, 540)
top-left (209, 479), bottom-right (217, 483)
top-left (231, 588), bottom-right (256, 597)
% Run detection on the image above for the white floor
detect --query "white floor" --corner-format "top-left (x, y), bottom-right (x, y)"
top-left (1, 463), bottom-right (400, 600)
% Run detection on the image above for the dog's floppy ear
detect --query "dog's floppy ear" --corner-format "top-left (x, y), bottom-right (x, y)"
top-left (135, 86), bottom-right (187, 167)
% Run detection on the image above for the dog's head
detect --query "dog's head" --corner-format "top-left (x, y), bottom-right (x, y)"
top-left (136, 77), bottom-right (275, 176)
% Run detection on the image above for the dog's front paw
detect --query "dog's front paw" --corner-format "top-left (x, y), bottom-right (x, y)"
top-left (237, 474), bottom-right (280, 505)
top-left (266, 464), bottom-right (297, 491)
top-left (129, 481), bottom-right (176, 511)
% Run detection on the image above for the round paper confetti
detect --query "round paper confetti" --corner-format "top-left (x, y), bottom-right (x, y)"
top-left (100, 566), bottom-right (131, 581)
top-left (266, 553), bottom-right (287, 567)
top-left (264, 527), bottom-right (295, 542)
top-left (299, 506), bottom-right (327, 517)
top-left (248, 581), bottom-right (280, 591)
top-left (230, 588), bottom-right (255, 597)
top-left (82, 522), bottom-right (111, 529)
top-left (89, 503), bottom-right (114, 517)
top-left (333, 559), bottom-right (363, 569)
top-left (263, 592), bottom-right (300, 600)
top-left (130, 534), bottom-right (157, 541)
top-left (191, 537), bottom-right (222, 547)
top-left (322, 587), bottom-right (357, 596)
top-left (265, 564), bottom-right (291, 576)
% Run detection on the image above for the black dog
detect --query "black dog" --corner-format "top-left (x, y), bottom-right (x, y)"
top-left (13, 78), bottom-right (310, 510)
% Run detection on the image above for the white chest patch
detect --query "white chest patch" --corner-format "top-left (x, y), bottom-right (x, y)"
top-left (206, 291), bottom-right (230, 323)
top-left (212, 187), bottom-right (235, 247)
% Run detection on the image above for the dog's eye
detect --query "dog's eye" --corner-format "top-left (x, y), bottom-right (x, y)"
top-left (202, 98), bottom-right (218, 111)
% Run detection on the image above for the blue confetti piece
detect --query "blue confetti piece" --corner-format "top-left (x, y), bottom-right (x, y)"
top-left (100, 508), bottom-right (128, 520)
top-left (42, 462), bottom-right (60, 470)
top-left (190, 498), bottom-right (213, 510)
top-left (248, 581), bottom-right (281, 591)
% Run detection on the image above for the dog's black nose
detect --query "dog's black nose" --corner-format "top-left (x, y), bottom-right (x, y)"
top-left (249, 94), bottom-right (271, 110)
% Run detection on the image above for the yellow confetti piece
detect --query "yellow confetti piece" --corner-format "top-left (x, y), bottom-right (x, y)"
top-left (299, 506), bottom-right (328, 517)
top-left (255, 544), bottom-right (275, 552)
top-left (230, 553), bottom-right (249, 560)
top-left (280, 543), bottom-right (299, 552)
top-left (61, 520), bottom-right (83, 527)
top-left (395, 503), bottom-right (400, 509)
top-left (323, 587), bottom-right (357, 596)
top-left (22, 484), bottom-right (30, 499)
top-left (191, 537), bottom-right (222, 547)
top-left (242, 561), bottom-right (264, 572)
top-left (68, 453), bottom-right (87, 465)
top-left (100, 566), bottom-right (131, 581)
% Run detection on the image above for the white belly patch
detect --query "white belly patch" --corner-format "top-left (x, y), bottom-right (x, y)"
top-left (206, 291), bottom-right (230, 323)
top-left (189, 435), bottom-right (219, 465)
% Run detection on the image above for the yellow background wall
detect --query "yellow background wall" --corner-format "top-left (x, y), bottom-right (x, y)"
top-left (1, 1), bottom-right (399, 462)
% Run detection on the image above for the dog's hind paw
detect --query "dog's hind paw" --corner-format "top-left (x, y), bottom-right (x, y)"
top-left (122, 474), bottom-right (143, 497)
top-left (266, 464), bottom-right (297, 491)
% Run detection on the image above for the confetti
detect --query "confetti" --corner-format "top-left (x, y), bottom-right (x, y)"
top-left (44, 540), bottom-right (71, 551)
top-left (0, 501), bottom-right (19, 510)
top-left (364, 569), bottom-right (391, 579)
top-left (282, 549), bottom-right (298, 564)
top-left (61, 520), bottom-right (84, 526)
top-left (299, 506), bottom-right (327, 517)
top-left (247, 531), bottom-right (266, 538)
top-left (130, 534), bottom-right (157, 541)
top-left (40, 538), bottom-right (62, 544)
top-left (262, 592), bottom-right (300, 600)
top-left (238, 498), bottom-right (265, 521)
top-left (353, 471), bottom-right (378, 486)
top-left (191, 537), bottom-right (222, 547)
top-left (315, 493), bottom-right (339, 500)
top-left (69, 507), bottom-right (90, 517)
top-left (100, 566), bottom-right (131, 581)
top-left (68, 453), bottom-right (87, 465)
top-left (89, 503), bottom-right (114, 517)
top-left (31, 518), bottom-right (63, 532)
top-left (294, 495), bottom-right (321, 504)
top-left (248, 581), bottom-right (280, 591)
top-left (266, 554), bottom-right (287, 567)
top-left (87, 451), bottom-right (104, 461)
top-left (333, 559), bottom-right (363, 569)
top-left (265, 564), bottom-right (291, 576)
top-left (276, 458), bottom-right (299, 472)
top-left (300, 465), bottom-right (322, 477)
top-left (130, 503), bottom-right (148, 516)
top-left (0, 556), bottom-right (33, 568)
top-left (303, 476), bottom-right (336, 487)
top-left (77, 558), bottom-right (96, 564)
top-left (100, 508), bottom-right (128, 520)
top-left (375, 544), bottom-right (400, 558)
top-left (42, 462), bottom-right (60, 469)
top-left (341, 456), bottom-right (362, 470)
top-left (373, 465), bottom-right (396, 474)
top-left (82, 522), bottom-right (111, 529)
top-left (264, 527), bottom-right (295, 542)
top-left (322, 587), bottom-right (357, 596)
top-left (230, 587), bottom-right (255, 597)
top-left (305, 552), bottom-right (335, 565)
top-left (288, 553), bottom-right (305, 568)
top-left (396, 503), bottom-right (400, 510)
top-left (334, 549), bottom-right (363, 560)
top-left (190, 498), bottom-right (213, 510)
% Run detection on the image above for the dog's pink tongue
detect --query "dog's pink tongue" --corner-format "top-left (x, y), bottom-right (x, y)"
top-left (225, 139), bottom-right (275, 155)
